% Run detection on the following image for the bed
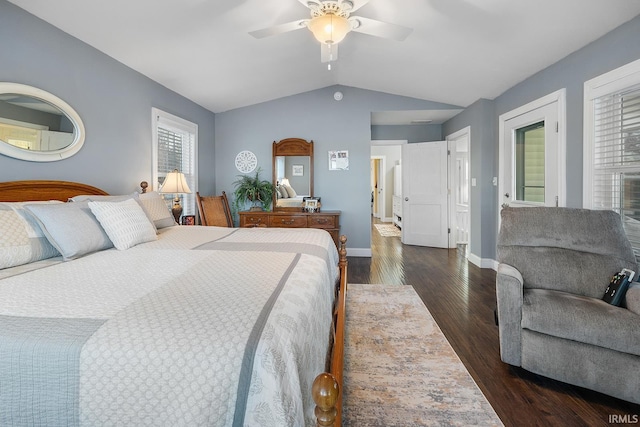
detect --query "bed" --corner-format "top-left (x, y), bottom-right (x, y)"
top-left (0, 180), bottom-right (346, 427)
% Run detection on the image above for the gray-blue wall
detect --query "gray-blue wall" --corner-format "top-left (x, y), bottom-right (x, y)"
top-left (443, 13), bottom-right (640, 262)
top-left (215, 85), bottom-right (461, 250)
top-left (0, 0), bottom-right (216, 195)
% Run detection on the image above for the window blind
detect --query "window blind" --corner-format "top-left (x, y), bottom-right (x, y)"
top-left (592, 83), bottom-right (640, 256)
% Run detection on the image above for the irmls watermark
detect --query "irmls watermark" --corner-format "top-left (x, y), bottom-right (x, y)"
top-left (609, 414), bottom-right (639, 424)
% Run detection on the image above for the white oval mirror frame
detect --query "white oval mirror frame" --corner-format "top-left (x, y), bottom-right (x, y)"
top-left (0, 82), bottom-right (85, 162)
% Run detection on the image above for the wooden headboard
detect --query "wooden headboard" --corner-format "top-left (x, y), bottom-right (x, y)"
top-left (0, 180), bottom-right (109, 202)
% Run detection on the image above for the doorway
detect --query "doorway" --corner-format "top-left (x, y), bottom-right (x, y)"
top-left (447, 127), bottom-right (471, 258)
top-left (370, 156), bottom-right (386, 220)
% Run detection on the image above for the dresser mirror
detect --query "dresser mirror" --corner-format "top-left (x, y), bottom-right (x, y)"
top-left (0, 82), bottom-right (85, 162)
top-left (272, 138), bottom-right (314, 211)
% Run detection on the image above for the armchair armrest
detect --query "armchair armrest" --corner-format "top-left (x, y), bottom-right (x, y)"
top-left (625, 283), bottom-right (640, 316)
top-left (496, 263), bottom-right (524, 366)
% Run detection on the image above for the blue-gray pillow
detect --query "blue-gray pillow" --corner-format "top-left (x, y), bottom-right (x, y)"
top-left (24, 201), bottom-right (113, 260)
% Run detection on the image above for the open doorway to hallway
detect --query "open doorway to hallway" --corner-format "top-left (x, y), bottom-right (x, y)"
top-left (370, 132), bottom-right (471, 258)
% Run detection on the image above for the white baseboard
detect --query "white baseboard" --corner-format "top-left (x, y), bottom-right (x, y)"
top-left (468, 253), bottom-right (498, 270)
top-left (347, 247), bottom-right (372, 257)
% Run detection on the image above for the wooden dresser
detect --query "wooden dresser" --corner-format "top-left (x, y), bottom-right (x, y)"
top-left (238, 210), bottom-right (341, 248)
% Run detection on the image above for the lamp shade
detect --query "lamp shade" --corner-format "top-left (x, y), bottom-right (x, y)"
top-left (160, 169), bottom-right (192, 194)
top-left (280, 177), bottom-right (290, 187)
top-left (308, 13), bottom-right (350, 44)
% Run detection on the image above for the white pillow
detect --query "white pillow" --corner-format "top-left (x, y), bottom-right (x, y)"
top-left (25, 201), bottom-right (113, 260)
top-left (0, 202), bottom-right (61, 269)
top-left (89, 198), bottom-right (157, 250)
top-left (283, 184), bottom-right (297, 198)
top-left (278, 186), bottom-right (289, 199)
top-left (138, 191), bottom-right (176, 229)
top-left (69, 193), bottom-right (138, 203)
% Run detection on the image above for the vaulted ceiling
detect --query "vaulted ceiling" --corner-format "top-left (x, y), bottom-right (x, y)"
top-left (8, 0), bottom-right (640, 114)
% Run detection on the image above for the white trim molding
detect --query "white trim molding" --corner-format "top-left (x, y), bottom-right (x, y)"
top-left (498, 88), bottom-right (567, 212)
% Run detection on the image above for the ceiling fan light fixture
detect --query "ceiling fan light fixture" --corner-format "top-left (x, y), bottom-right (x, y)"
top-left (308, 13), bottom-right (350, 44)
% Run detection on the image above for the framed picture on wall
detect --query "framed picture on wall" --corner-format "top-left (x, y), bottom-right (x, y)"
top-left (292, 164), bottom-right (304, 176)
top-left (328, 150), bottom-right (349, 170)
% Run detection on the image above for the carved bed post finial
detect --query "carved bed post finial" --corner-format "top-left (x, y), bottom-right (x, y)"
top-left (339, 235), bottom-right (348, 268)
top-left (140, 181), bottom-right (148, 193)
top-left (312, 372), bottom-right (339, 427)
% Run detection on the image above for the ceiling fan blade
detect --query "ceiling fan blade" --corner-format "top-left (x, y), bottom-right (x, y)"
top-left (350, 16), bottom-right (412, 41)
top-left (249, 19), bottom-right (308, 39)
top-left (321, 43), bottom-right (339, 63)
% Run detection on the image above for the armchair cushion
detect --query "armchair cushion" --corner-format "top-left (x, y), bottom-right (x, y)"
top-left (523, 288), bottom-right (640, 357)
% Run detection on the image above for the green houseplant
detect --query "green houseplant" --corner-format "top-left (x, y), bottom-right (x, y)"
top-left (232, 168), bottom-right (275, 213)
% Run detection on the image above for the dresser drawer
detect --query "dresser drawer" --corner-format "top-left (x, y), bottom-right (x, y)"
top-left (240, 214), bottom-right (267, 227)
top-left (268, 215), bottom-right (307, 228)
top-left (307, 215), bottom-right (337, 229)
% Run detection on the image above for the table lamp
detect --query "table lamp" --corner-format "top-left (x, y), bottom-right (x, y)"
top-left (159, 169), bottom-right (192, 223)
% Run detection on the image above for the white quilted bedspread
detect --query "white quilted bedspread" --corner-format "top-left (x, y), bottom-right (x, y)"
top-left (0, 226), bottom-right (339, 427)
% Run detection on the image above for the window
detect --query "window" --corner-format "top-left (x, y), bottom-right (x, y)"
top-left (152, 108), bottom-right (198, 217)
top-left (515, 121), bottom-right (545, 203)
top-left (584, 59), bottom-right (640, 256)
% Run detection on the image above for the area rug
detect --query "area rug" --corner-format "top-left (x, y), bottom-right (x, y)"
top-left (374, 223), bottom-right (401, 237)
top-left (343, 284), bottom-right (503, 426)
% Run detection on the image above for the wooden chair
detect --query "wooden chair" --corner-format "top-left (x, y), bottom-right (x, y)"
top-left (196, 191), bottom-right (233, 227)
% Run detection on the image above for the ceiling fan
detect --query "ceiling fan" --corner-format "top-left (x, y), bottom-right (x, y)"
top-left (249, 0), bottom-right (413, 66)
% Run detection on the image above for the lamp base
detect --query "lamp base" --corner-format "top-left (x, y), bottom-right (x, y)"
top-left (171, 197), bottom-right (183, 224)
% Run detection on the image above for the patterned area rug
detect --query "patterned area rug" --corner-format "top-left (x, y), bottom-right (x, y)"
top-left (343, 284), bottom-right (503, 427)
top-left (374, 223), bottom-right (401, 237)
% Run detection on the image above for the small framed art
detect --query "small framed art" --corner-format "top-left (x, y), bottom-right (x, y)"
top-left (292, 164), bottom-right (304, 176)
top-left (181, 215), bottom-right (196, 226)
top-left (328, 150), bottom-right (349, 170)
top-left (303, 197), bottom-right (321, 213)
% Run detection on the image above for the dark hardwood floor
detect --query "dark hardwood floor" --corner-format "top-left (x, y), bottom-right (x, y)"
top-left (347, 218), bottom-right (640, 427)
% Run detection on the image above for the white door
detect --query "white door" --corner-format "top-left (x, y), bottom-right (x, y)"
top-left (401, 141), bottom-right (449, 248)
top-left (499, 91), bottom-right (565, 210)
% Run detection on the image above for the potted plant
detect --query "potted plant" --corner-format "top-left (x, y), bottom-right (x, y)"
top-left (232, 168), bottom-right (275, 213)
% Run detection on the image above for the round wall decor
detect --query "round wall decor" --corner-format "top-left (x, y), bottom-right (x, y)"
top-left (235, 150), bottom-right (258, 173)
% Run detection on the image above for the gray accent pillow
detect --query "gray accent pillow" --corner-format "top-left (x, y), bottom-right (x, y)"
top-left (24, 201), bottom-right (113, 260)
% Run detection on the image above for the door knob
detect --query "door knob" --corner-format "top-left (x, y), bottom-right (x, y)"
top-left (405, 197), bottom-right (409, 201)
top-left (504, 193), bottom-right (510, 198)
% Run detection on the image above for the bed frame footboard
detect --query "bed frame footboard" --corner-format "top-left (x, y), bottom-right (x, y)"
top-left (313, 235), bottom-right (347, 427)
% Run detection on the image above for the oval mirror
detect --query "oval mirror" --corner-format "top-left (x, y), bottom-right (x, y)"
top-left (0, 82), bottom-right (85, 162)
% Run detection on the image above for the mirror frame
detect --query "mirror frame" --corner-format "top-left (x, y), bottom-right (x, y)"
top-left (0, 82), bottom-right (86, 162)
top-left (272, 138), bottom-right (314, 211)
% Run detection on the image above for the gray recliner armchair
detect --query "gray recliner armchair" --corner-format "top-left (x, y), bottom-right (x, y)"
top-left (496, 207), bottom-right (640, 404)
